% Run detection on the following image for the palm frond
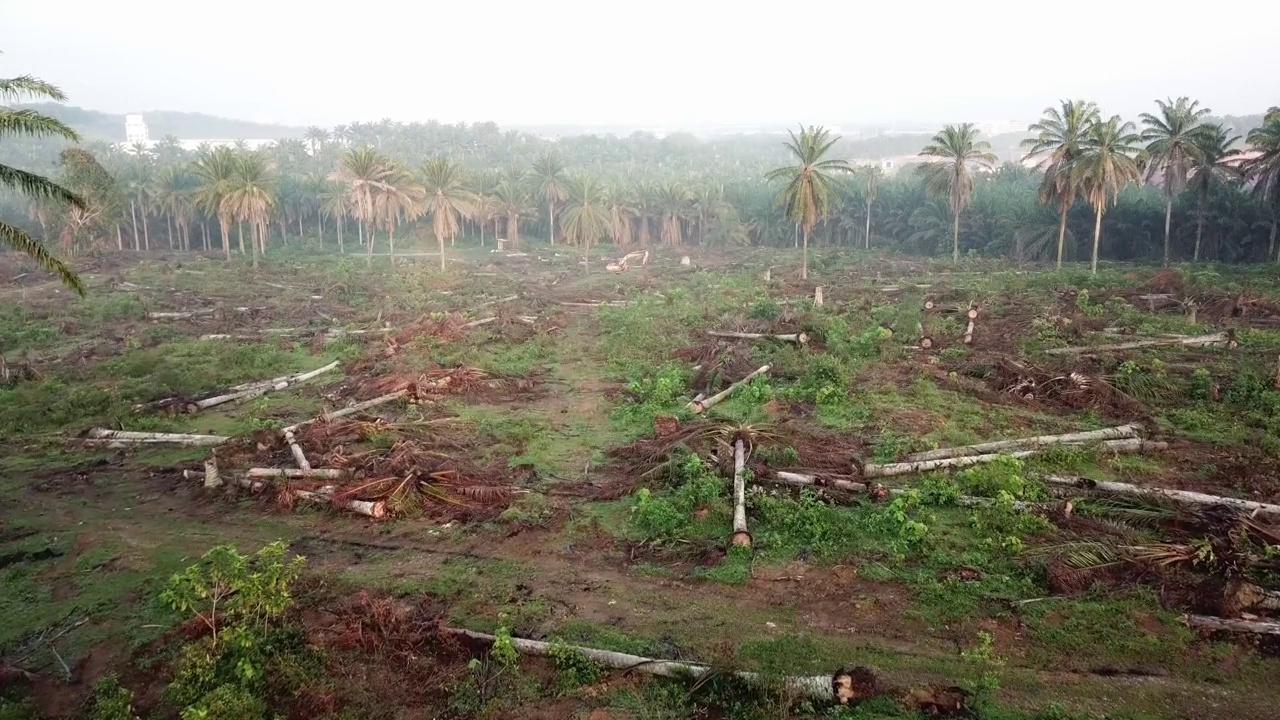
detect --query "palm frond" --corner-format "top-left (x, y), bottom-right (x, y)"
top-left (0, 164), bottom-right (85, 209)
top-left (0, 108), bottom-right (79, 142)
top-left (0, 221), bottom-right (85, 296)
top-left (0, 75), bottom-right (69, 103)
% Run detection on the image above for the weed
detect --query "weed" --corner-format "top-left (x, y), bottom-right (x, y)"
top-left (547, 638), bottom-right (606, 693)
top-left (955, 456), bottom-right (1043, 499)
top-left (88, 676), bottom-right (139, 720)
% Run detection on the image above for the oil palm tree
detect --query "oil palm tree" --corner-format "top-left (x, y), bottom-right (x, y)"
top-left (330, 147), bottom-right (391, 254)
top-left (193, 146), bottom-right (239, 259)
top-left (0, 73), bottom-right (85, 293)
top-left (531, 152), bottom-right (569, 244)
top-left (560, 174), bottom-right (612, 269)
top-left (493, 179), bottom-right (534, 248)
top-left (861, 166), bottom-right (882, 249)
top-left (304, 126), bottom-right (329, 156)
top-left (321, 185), bottom-right (350, 254)
top-left (1187, 124), bottom-right (1242, 262)
top-left (917, 123), bottom-right (997, 264)
top-left (373, 165), bottom-right (424, 265)
top-left (1245, 108), bottom-right (1280, 261)
top-left (765, 125), bottom-right (852, 278)
top-left (1140, 97), bottom-right (1211, 265)
top-left (653, 182), bottom-right (690, 248)
top-left (154, 164), bottom-right (198, 251)
top-left (1022, 100), bottom-right (1100, 268)
top-left (1075, 116), bottom-right (1143, 274)
top-left (602, 183), bottom-right (637, 247)
top-left (419, 157), bottom-right (474, 271)
top-left (221, 154), bottom-right (276, 268)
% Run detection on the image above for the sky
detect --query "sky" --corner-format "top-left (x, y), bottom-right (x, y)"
top-left (3, 0), bottom-right (1278, 130)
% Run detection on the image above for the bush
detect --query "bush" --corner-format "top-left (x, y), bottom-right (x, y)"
top-left (88, 677), bottom-right (139, 720)
top-left (955, 456), bottom-right (1037, 499)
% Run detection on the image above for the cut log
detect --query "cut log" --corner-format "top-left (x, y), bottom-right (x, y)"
top-left (962, 319), bottom-right (976, 345)
top-left (919, 336), bottom-right (934, 350)
top-left (862, 439), bottom-right (1166, 479)
top-left (731, 439), bottom-right (751, 547)
top-left (188, 361), bottom-right (340, 412)
top-left (902, 425), bottom-right (1142, 463)
top-left (146, 307), bottom-right (264, 320)
top-left (1045, 332), bottom-right (1236, 355)
top-left (967, 307), bottom-right (979, 320)
top-left (203, 458), bottom-right (221, 488)
top-left (246, 468), bottom-right (347, 480)
top-left (283, 429), bottom-right (311, 471)
top-left (559, 300), bottom-right (630, 308)
top-left (471, 294), bottom-right (519, 311)
top-left (282, 390), bottom-right (408, 434)
top-left (446, 629), bottom-right (844, 702)
top-left (1183, 615), bottom-right (1280, 636)
top-left (707, 330), bottom-right (809, 344)
top-left (82, 429), bottom-right (228, 447)
top-left (687, 364), bottom-right (771, 414)
top-left (769, 471), bottom-right (1049, 511)
top-left (462, 316), bottom-right (497, 329)
top-left (1041, 476), bottom-right (1280, 518)
top-left (291, 488), bottom-right (386, 518)
top-left (924, 299), bottom-right (936, 311)
top-left (814, 286), bottom-right (824, 307)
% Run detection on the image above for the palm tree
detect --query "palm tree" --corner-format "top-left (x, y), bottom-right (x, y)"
top-left (1140, 97), bottom-right (1211, 265)
top-left (321, 185), bottom-right (350, 254)
top-left (1022, 100), bottom-right (1100, 268)
top-left (1075, 116), bottom-right (1143, 274)
top-left (0, 73), bottom-right (85, 293)
top-left (653, 182), bottom-right (690, 248)
top-left (560, 174), bottom-right (612, 269)
top-left (531, 152), bottom-right (569, 244)
top-left (419, 157), bottom-right (474, 271)
top-left (329, 147), bottom-right (396, 256)
top-left (917, 123), bottom-right (996, 264)
top-left (1187, 124), bottom-right (1242, 262)
top-left (373, 165), bottom-right (424, 265)
top-left (193, 147), bottom-right (239, 259)
top-left (860, 166), bottom-right (882, 249)
top-left (220, 154), bottom-right (276, 268)
top-left (1245, 108), bottom-right (1280, 261)
top-left (154, 164), bottom-right (197, 251)
top-left (304, 126), bottom-right (329, 156)
top-left (493, 180), bottom-right (534, 248)
top-left (603, 183), bottom-right (636, 247)
top-left (765, 125), bottom-right (852, 278)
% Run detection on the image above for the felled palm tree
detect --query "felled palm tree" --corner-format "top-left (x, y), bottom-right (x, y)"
top-left (0, 73), bottom-right (85, 293)
top-left (560, 174), bottom-right (611, 269)
top-left (1075, 116), bottom-right (1143, 274)
top-left (1140, 97), bottom-right (1211, 265)
top-left (1022, 100), bottom-right (1100, 268)
top-left (193, 146), bottom-right (239, 259)
top-left (220, 154), bottom-right (276, 268)
top-left (765, 125), bottom-right (852, 278)
top-left (1245, 108), bottom-right (1280, 261)
top-left (917, 123), bottom-right (996, 264)
top-left (1187, 124), bottom-right (1242, 262)
top-left (532, 152), bottom-right (569, 244)
top-left (419, 157), bottom-right (474, 271)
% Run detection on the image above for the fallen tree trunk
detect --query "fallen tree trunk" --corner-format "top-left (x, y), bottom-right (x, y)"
top-left (471, 294), bottom-right (519, 311)
top-left (1183, 615), bottom-right (1280, 636)
top-left (1045, 332), bottom-right (1236, 355)
top-left (731, 439), bottom-right (751, 547)
top-left (282, 390), bottom-right (408, 434)
top-left (686, 364), bottom-right (771, 414)
top-left (559, 300), bottom-right (630, 308)
top-left (962, 319), bottom-right (976, 345)
top-left (902, 425), bottom-right (1142, 463)
top-left (246, 468), bottom-right (347, 480)
top-left (146, 307), bottom-right (263, 320)
top-left (770, 471), bottom-right (1049, 510)
top-left (188, 361), bottom-right (340, 412)
top-left (862, 439), bottom-right (1166, 479)
top-left (292, 489), bottom-right (386, 518)
top-left (86, 429), bottom-right (229, 445)
top-left (707, 330), bottom-right (809, 344)
top-left (446, 629), bottom-right (855, 702)
top-left (1041, 476), bottom-right (1280, 518)
top-left (282, 429), bottom-right (311, 471)
top-left (462, 316), bottom-right (497, 329)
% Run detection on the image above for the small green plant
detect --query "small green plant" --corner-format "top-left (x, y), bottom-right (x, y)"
top-left (630, 454), bottom-right (724, 543)
top-left (547, 638), bottom-right (606, 693)
top-left (867, 492), bottom-right (929, 544)
top-left (747, 297), bottom-right (782, 320)
top-left (960, 630), bottom-right (1005, 695)
top-left (88, 676), bottom-right (139, 720)
top-left (955, 455), bottom-right (1037, 499)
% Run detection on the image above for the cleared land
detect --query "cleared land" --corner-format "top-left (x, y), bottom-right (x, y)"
top-left (3, 247), bottom-right (1280, 720)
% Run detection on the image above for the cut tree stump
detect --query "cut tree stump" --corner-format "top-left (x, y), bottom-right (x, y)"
top-left (1041, 475), bottom-right (1280, 518)
top-left (1045, 332), bottom-right (1236, 355)
top-left (901, 425), bottom-right (1142, 463)
top-left (731, 439), bottom-right (751, 547)
top-left (686, 364), bottom-right (771, 414)
top-left (814, 286), bottom-right (824, 307)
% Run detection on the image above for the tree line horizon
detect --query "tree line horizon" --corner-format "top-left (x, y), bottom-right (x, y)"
top-left (3, 72), bottom-right (1279, 289)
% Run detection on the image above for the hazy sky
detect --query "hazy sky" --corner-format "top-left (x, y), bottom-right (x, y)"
top-left (4, 0), bottom-right (1278, 129)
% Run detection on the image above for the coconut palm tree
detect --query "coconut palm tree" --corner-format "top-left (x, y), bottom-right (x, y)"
top-left (1022, 100), bottom-right (1100, 268)
top-left (560, 174), bottom-right (612, 269)
top-left (1075, 116), bottom-right (1143, 274)
top-left (0, 73), bottom-right (85, 293)
top-left (329, 147), bottom-right (396, 255)
top-left (1186, 124), bottom-right (1242, 262)
top-left (765, 125), bottom-right (852, 278)
top-left (154, 164), bottom-right (198, 251)
top-left (1245, 108), bottom-right (1280, 261)
top-left (531, 152), bottom-right (569, 244)
top-left (917, 123), bottom-right (997, 264)
top-left (193, 146), bottom-right (239, 259)
top-left (1140, 97), bottom-right (1211, 265)
top-left (419, 157), bottom-right (474, 271)
top-left (220, 153), bottom-right (276, 268)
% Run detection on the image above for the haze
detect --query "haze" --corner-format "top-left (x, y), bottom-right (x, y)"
top-left (4, 0), bottom-right (1279, 129)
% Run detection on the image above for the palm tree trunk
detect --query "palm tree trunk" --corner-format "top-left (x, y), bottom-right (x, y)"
top-left (201, 222), bottom-right (209, 252)
top-left (142, 210), bottom-right (150, 251)
top-left (389, 224), bottom-right (395, 264)
top-left (116, 224), bottom-right (123, 251)
top-left (548, 201), bottom-right (555, 244)
top-left (165, 214), bottom-right (173, 250)
top-left (436, 225), bottom-right (446, 272)
top-left (365, 225), bottom-right (374, 268)
top-left (793, 223), bottom-right (798, 249)
top-left (317, 213), bottom-right (324, 249)
top-left (1055, 206), bottom-right (1068, 269)
top-left (1194, 200), bottom-right (1206, 263)
top-left (865, 202), bottom-right (872, 249)
top-left (338, 218), bottom-right (344, 254)
top-left (1271, 219), bottom-right (1278, 262)
top-left (129, 201), bottom-right (140, 250)
top-left (1091, 204), bottom-right (1104, 275)
top-left (480, 216), bottom-right (485, 246)
top-left (801, 225), bottom-right (809, 280)
top-left (298, 214), bottom-right (304, 241)
top-left (952, 211), bottom-right (960, 264)
top-left (237, 222), bottom-right (245, 255)
top-left (220, 219), bottom-right (230, 261)
top-left (1162, 197), bottom-right (1173, 267)
top-left (251, 223), bottom-right (260, 269)
top-left (358, 218), bottom-right (365, 252)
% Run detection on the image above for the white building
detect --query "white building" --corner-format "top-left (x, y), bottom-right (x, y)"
top-left (125, 114), bottom-right (150, 145)
top-left (118, 114), bottom-right (276, 153)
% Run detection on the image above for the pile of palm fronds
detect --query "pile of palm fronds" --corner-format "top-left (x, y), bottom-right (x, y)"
top-left (358, 367), bottom-right (494, 401)
top-left (1035, 494), bottom-right (1280, 617)
top-left (979, 356), bottom-right (1146, 414)
top-left (323, 440), bottom-right (518, 517)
